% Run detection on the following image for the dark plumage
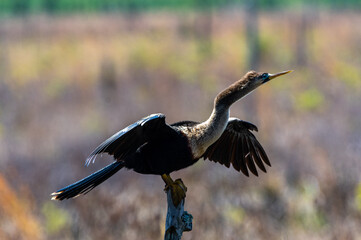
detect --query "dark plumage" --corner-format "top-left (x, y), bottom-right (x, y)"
top-left (52, 70), bottom-right (292, 201)
top-left (203, 118), bottom-right (270, 177)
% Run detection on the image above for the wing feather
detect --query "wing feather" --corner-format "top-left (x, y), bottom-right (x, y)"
top-left (203, 118), bottom-right (270, 177)
top-left (85, 113), bottom-right (176, 166)
top-left (247, 138), bottom-right (267, 172)
top-left (239, 135), bottom-right (249, 177)
top-left (214, 134), bottom-right (229, 166)
top-left (223, 132), bottom-right (234, 168)
top-left (230, 135), bottom-right (241, 172)
top-left (244, 135), bottom-right (258, 176)
top-left (253, 139), bottom-right (271, 167)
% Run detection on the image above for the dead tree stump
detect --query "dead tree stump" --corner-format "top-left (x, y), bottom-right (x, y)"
top-left (164, 180), bottom-right (193, 240)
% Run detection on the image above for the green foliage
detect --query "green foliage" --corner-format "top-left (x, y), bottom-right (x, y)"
top-left (289, 179), bottom-right (327, 230)
top-left (295, 88), bottom-right (325, 112)
top-left (356, 183), bottom-right (361, 213)
top-left (223, 205), bottom-right (245, 225)
top-left (42, 202), bottom-right (70, 235)
top-left (1, 0), bottom-right (361, 16)
top-left (44, 79), bottom-right (68, 99)
top-left (333, 62), bottom-right (361, 89)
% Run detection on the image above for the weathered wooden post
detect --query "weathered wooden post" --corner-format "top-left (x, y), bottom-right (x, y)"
top-left (163, 179), bottom-right (193, 240)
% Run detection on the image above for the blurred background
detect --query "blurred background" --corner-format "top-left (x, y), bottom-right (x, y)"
top-left (0, 0), bottom-right (361, 239)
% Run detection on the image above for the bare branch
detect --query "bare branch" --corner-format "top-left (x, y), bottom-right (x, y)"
top-left (164, 181), bottom-right (193, 240)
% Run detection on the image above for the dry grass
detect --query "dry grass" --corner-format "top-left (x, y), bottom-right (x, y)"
top-left (0, 10), bottom-right (360, 239)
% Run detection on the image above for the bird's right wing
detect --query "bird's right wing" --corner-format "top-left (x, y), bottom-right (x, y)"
top-left (202, 118), bottom-right (271, 177)
top-left (85, 113), bottom-right (176, 166)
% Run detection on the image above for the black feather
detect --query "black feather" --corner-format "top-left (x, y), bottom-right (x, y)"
top-left (52, 161), bottom-right (124, 201)
top-left (248, 138), bottom-right (267, 173)
top-left (203, 118), bottom-right (270, 177)
top-left (239, 135), bottom-right (250, 177)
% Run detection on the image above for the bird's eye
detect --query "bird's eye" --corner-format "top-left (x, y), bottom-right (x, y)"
top-left (261, 73), bottom-right (268, 79)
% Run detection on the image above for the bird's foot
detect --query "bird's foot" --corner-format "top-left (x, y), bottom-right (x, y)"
top-left (162, 175), bottom-right (187, 206)
top-left (165, 178), bottom-right (187, 206)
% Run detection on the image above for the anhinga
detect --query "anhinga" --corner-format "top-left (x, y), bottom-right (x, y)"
top-left (52, 70), bottom-right (292, 205)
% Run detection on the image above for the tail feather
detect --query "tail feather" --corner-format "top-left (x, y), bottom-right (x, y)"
top-left (51, 161), bottom-right (124, 201)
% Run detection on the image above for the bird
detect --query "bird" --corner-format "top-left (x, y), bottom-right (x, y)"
top-left (51, 70), bottom-right (292, 205)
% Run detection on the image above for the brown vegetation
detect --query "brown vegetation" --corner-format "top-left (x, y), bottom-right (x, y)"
top-left (0, 10), bottom-right (360, 239)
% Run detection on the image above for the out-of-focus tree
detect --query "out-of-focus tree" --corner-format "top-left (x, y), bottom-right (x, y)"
top-left (295, 4), bottom-right (319, 67)
top-left (246, 0), bottom-right (260, 70)
top-left (98, 57), bottom-right (118, 109)
top-left (193, 0), bottom-right (214, 56)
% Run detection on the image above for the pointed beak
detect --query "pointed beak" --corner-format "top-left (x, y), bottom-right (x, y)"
top-left (268, 70), bottom-right (293, 80)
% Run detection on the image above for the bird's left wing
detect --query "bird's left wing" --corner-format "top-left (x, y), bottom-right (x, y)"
top-left (202, 118), bottom-right (271, 177)
top-left (85, 113), bottom-right (176, 166)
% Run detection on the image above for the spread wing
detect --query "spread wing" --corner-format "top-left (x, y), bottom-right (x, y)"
top-left (85, 113), bottom-right (176, 166)
top-left (202, 118), bottom-right (270, 177)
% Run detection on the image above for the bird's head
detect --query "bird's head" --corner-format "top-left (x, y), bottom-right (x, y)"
top-left (215, 69), bottom-right (293, 107)
top-left (242, 70), bottom-right (293, 90)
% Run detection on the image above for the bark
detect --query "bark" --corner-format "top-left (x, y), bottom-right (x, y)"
top-left (164, 183), bottom-right (193, 240)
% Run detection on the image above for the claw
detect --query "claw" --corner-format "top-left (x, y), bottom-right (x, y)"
top-left (162, 175), bottom-right (187, 206)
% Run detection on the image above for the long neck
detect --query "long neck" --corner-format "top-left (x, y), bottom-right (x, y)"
top-left (190, 105), bottom-right (230, 157)
top-left (214, 78), bottom-right (256, 108)
top-left (203, 104), bottom-right (230, 136)
top-left (196, 80), bottom-right (255, 147)
top-left (188, 79), bottom-right (255, 158)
